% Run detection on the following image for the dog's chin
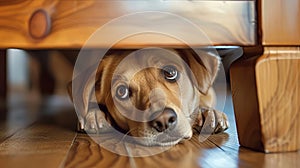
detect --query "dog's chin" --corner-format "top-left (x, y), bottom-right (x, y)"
top-left (133, 135), bottom-right (183, 147)
top-left (131, 129), bottom-right (193, 147)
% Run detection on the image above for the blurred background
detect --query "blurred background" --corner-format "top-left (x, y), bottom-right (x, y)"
top-left (3, 49), bottom-right (78, 128)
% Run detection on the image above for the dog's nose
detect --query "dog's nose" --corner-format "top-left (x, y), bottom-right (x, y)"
top-left (149, 109), bottom-right (177, 132)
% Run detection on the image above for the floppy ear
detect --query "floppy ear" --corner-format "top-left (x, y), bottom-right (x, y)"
top-left (67, 63), bottom-right (104, 129)
top-left (177, 49), bottom-right (220, 95)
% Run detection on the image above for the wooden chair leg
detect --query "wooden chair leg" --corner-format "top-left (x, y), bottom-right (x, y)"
top-left (230, 47), bottom-right (300, 153)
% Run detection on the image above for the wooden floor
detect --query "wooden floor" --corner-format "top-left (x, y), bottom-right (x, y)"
top-left (0, 92), bottom-right (299, 168)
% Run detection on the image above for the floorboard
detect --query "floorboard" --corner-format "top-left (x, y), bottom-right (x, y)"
top-left (0, 122), bottom-right (76, 168)
top-left (65, 133), bottom-right (240, 168)
top-left (0, 92), bottom-right (299, 168)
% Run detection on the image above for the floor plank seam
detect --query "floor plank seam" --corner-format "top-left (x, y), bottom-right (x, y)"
top-left (208, 138), bottom-right (226, 152)
top-left (0, 121), bottom-right (36, 145)
top-left (208, 138), bottom-right (240, 161)
top-left (59, 132), bottom-right (78, 168)
top-left (124, 143), bottom-right (137, 168)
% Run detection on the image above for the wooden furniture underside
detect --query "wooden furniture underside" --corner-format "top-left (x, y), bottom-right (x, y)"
top-left (0, 0), bottom-right (256, 102)
top-left (0, 0), bottom-right (256, 48)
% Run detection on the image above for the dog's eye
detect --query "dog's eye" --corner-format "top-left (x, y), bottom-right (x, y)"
top-left (116, 85), bottom-right (130, 100)
top-left (162, 65), bottom-right (179, 82)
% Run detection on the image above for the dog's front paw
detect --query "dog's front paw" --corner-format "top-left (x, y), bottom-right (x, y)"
top-left (80, 109), bottom-right (112, 134)
top-left (194, 108), bottom-right (229, 134)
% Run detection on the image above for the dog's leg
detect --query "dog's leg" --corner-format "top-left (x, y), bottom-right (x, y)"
top-left (81, 108), bottom-right (112, 134)
top-left (194, 108), bottom-right (229, 134)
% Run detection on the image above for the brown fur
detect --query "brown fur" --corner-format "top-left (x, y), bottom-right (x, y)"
top-left (68, 48), bottom-right (229, 146)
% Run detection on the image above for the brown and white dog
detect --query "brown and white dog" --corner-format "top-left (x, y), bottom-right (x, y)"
top-left (68, 48), bottom-right (229, 146)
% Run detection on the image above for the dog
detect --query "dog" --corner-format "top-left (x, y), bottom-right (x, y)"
top-left (68, 48), bottom-right (229, 146)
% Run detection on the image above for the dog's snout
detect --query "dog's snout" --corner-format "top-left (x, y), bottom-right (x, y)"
top-left (149, 109), bottom-right (177, 132)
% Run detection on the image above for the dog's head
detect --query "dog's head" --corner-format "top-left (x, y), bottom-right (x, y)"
top-left (69, 48), bottom-right (219, 146)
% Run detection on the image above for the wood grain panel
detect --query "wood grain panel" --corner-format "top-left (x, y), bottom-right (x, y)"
top-left (0, 123), bottom-right (76, 168)
top-left (262, 0), bottom-right (300, 45)
top-left (255, 47), bottom-right (300, 152)
top-left (64, 133), bottom-right (237, 168)
top-left (0, 121), bottom-right (32, 144)
top-left (0, 0), bottom-right (256, 49)
top-left (231, 47), bottom-right (300, 153)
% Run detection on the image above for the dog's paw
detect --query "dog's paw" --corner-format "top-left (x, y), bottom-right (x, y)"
top-left (194, 108), bottom-right (229, 134)
top-left (79, 109), bottom-right (112, 134)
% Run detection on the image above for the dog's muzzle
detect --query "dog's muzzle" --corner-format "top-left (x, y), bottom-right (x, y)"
top-left (149, 108), bottom-right (178, 132)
